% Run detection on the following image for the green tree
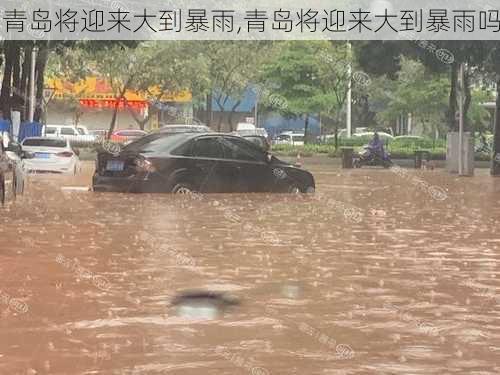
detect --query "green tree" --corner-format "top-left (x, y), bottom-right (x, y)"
top-left (200, 41), bottom-right (273, 131)
top-left (262, 41), bottom-right (350, 143)
top-left (373, 57), bottom-right (449, 138)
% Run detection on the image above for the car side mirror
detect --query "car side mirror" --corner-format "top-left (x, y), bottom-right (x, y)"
top-left (21, 151), bottom-right (35, 159)
top-left (6, 142), bottom-right (22, 155)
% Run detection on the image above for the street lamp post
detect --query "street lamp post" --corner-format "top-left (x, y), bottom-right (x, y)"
top-left (28, 47), bottom-right (38, 123)
top-left (458, 63), bottom-right (465, 176)
top-left (346, 42), bottom-right (352, 138)
top-left (254, 90), bottom-right (259, 127)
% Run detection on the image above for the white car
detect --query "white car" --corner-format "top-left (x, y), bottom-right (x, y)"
top-left (273, 132), bottom-right (305, 146)
top-left (21, 137), bottom-right (80, 175)
top-left (235, 122), bottom-right (256, 132)
top-left (44, 124), bottom-right (96, 147)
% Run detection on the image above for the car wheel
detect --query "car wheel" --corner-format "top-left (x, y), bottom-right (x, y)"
top-left (305, 186), bottom-right (315, 194)
top-left (172, 182), bottom-right (196, 194)
top-left (288, 185), bottom-right (301, 194)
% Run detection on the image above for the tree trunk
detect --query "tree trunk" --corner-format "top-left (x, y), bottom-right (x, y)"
top-left (20, 44), bottom-right (33, 121)
top-left (227, 100), bottom-right (241, 132)
top-left (0, 41), bottom-right (16, 118)
top-left (34, 43), bottom-right (49, 123)
top-left (334, 125), bottom-right (338, 151)
top-left (463, 68), bottom-right (472, 132)
top-left (491, 79), bottom-right (500, 176)
top-left (107, 82), bottom-right (132, 138)
top-left (11, 44), bottom-right (22, 112)
top-left (304, 113), bottom-right (310, 144)
top-left (108, 102), bottom-right (120, 139)
top-left (447, 63), bottom-right (459, 131)
top-left (125, 99), bottom-right (151, 130)
top-left (206, 92), bottom-right (212, 127)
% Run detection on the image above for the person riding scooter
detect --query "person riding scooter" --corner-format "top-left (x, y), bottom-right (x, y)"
top-left (354, 132), bottom-right (392, 168)
top-left (367, 132), bottom-right (386, 159)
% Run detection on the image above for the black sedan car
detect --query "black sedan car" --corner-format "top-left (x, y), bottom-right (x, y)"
top-left (93, 133), bottom-right (315, 194)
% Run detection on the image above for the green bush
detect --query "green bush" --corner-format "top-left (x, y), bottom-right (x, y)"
top-left (388, 137), bottom-right (445, 151)
top-left (271, 140), bottom-right (493, 161)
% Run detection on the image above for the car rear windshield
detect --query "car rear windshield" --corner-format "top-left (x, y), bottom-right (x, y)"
top-left (123, 133), bottom-right (189, 153)
top-left (23, 139), bottom-right (67, 147)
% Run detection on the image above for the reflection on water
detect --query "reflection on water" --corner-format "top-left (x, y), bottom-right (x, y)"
top-left (0, 163), bottom-right (499, 374)
top-left (171, 291), bottom-right (239, 320)
top-left (175, 304), bottom-right (220, 320)
top-left (281, 283), bottom-right (301, 299)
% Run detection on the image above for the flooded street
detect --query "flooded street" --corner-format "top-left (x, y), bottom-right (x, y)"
top-left (1, 161), bottom-right (500, 374)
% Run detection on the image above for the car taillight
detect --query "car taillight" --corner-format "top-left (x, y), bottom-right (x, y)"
top-left (56, 151), bottom-right (73, 157)
top-left (135, 158), bottom-right (156, 173)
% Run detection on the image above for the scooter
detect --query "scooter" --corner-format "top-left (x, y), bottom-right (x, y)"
top-left (354, 146), bottom-right (393, 168)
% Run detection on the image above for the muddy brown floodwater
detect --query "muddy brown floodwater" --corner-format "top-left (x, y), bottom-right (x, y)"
top-left (1, 161), bottom-right (500, 375)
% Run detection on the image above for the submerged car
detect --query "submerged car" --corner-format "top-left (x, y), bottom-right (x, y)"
top-left (21, 137), bottom-right (80, 175)
top-left (93, 133), bottom-right (315, 194)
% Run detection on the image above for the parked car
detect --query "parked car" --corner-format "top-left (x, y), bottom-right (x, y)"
top-left (21, 137), bottom-right (80, 175)
top-left (93, 133), bottom-right (315, 194)
top-left (235, 122), bottom-right (257, 132)
top-left (158, 124), bottom-right (212, 134)
top-left (0, 132), bottom-right (28, 204)
top-left (44, 124), bottom-right (96, 147)
top-left (232, 129), bottom-right (270, 152)
top-left (110, 129), bottom-right (147, 144)
top-left (273, 132), bottom-right (305, 146)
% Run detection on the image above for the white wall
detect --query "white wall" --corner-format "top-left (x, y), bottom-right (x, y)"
top-left (46, 104), bottom-right (154, 131)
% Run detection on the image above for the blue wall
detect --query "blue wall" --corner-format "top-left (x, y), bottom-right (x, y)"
top-left (212, 88), bottom-right (320, 137)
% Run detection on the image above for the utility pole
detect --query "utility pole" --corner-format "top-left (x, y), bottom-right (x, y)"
top-left (458, 63), bottom-right (464, 176)
top-left (28, 47), bottom-right (37, 123)
top-left (346, 42), bottom-right (352, 138)
top-left (254, 90), bottom-right (259, 127)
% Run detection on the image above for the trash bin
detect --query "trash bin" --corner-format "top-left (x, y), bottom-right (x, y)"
top-left (414, 150), bottom-right (430, 169)
top-left (341, 147), bottom-right (354, 169)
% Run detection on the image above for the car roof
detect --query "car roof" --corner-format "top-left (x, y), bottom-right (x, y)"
top-left (24, 136), bottom-right (67, 141)
top-left (46, 125), bottom-right (76, 128)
